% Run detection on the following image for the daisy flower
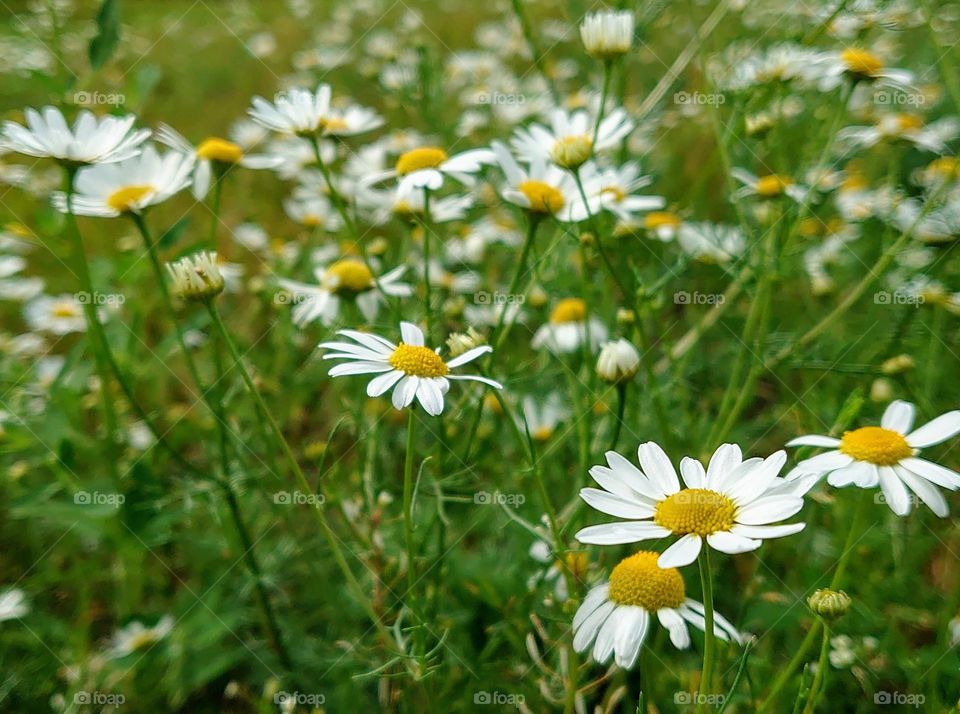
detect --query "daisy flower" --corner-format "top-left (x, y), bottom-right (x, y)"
top-left (579, 10), bottom-right (634, 61)
top-left (573, 551), bottom-right (742, 669)
top-left (1, 107), bottom-right (150, 166)
top-left (363, 143), bottom-right (495, 195)
top-left (247, 83), bottom-right (333, 135)
top-left (491, 142), bottom-right (591, 221)
top-left (0, 588), bottom-right (29, 622)
top-left (321, 104), bottom-right (385, 137)
top-left (532, 298), bottom-right (608, 353)
top-left (811, 48), bottom-right (914, 92)
top-left (786, 400), bottom-right (960, 517)
top-left (24, 294), bottom-right (87, 335)
top-left (576, 442), bottom-right (806, 567)
top-left (732, 169), bottom-right (806, 202)
top-left (51, 145), bottom-right (194, 217)
top-left (581, 162), bottom-right (665, 223)
top-left (318, 321), bottom-right (502, 416)
top-left (522, 393), bottom-right (568, 442)
top-left (155, 123), bottom-right (282, 199)
top-left (640, 211), bottom-right (683, 241)
top-left (677, 222), bottom-right (746, 263)
top-left (838, 114), bottom-right (958, 155)
top-left (107, 615), bottom-right (174, 659)
top-left (279, 257), bottom-right (412, 326)
top-left (511, 106), bottom-right (634, 170)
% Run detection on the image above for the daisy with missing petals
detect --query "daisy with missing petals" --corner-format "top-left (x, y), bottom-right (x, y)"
top-left (532, 298), bottom-right (608, 353)
top-left (156, 123), bottom-right (282, 199)
top-left (50, 145), bottom-right (194, 218)
top-left (278, 257), bottom-right (412, 326)
top-left (512, 107), bottom-right (634, 170)
top-left (573, 551), bottom-right (742, 669)
top-left (319, 322), bottom-right (502, 416)
top-left (576, 442), bottom-right (806, 567)
top-left (786, 400), bottom-right (960, 517)
top-left (732, 169), bottom-right (806, 202)
top-left (579, 10), bottom-right (634, 61)
top-left (1, 107), bottom-right (150, 166)
top-left (491, 142), bottom-right (591, 221)
top-left (363, 143), bottom-right (495, 195)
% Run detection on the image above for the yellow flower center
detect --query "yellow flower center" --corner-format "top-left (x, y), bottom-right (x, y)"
top-left (550, 134), bottom-right (593, 169)
top-left (600, 185), bottom-right (626, 203)
top-left (388, 343), bottom-right (449, 378)
top-left (532, 425), bottom-right (554, 441)
top-left (643, 211), bottom-right (681, 230)
top-left (755, 174), bottom-right (793, 197)
top-left (395, 147), bottom-right (448, 175)
top-left (518, 180), bottom-right (565, 214)
top-left (127, 631), bottom-right (157, 651)
top-left (322, 117), bottom-right (349, 133)
top-left (549, 297), bottom-right (587, 324)
top-left (893, 114), bottom-right (923, 133)
top-left (324, 259), bottom-right (374, 293)
top-left (106, 184), bottom-right (154, 213)
top-left (654, 488), bottom-right (737, 537)
top-left (52, 303), bottom-right (78, 318)
top-left (196, 137), bottom-right (244, 164)
top-left (841, 49), bottom-right (884, 78)
top-left (608, 551), bottom-right (685, 610)
top-left (927, 157), bottom-right (959, 178)
top-left (839, 426), bottom-right (913, 465)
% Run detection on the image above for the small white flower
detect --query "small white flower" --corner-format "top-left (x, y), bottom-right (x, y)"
top-left (166, 251), bottom-right (225, 302)
top-left (491, 142), bottom-right (592, 221)
top-left (576, 442), bottom-right (807, 568)
top-left (319, 321), bottom-right (502, 416)
top-left (107, 615), bottom-right (174, 658)
top-left (0, 588), bottom-right (29, 622)
top-left (247, 83), bottom-right (333, 135)
top-left (786, 400), bottom-right (960, 517)
top-left (732, 168), bottom-right (806, 202)
top-left (24, 294), bottom-right (86, 335)
top-left (511, 107), bottom-right (634, 169)
top-left (522, 393), bottom-right (568, 441)
top-left (597, 338), bottom-right (640, 384)
top-left (363, 144), bottom-right (495, 195)
top-left (580, 10), bottom-right (634, 60)
top-left (532, 297), bottom-right (608, 353)
top-left (1, 107), bottom-right (150, 165)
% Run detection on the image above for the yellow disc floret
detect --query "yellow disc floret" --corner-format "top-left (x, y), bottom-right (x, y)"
top-left (389, 343), bottom-right (449, 378)
top-left (106, 185), bottom-right (154, 213)
top-left (549, 297), bottom-right (587, 324)
top-left (324, 259), bottom-right (374, 293)
top-left (395, 147), bottom-right (448, 175)
top-left (518, 180), bottom-right (565, 214)
top-left (654, 488), bottom-right (737, 537)
top-left (196, 137), bottom-right (244, 164)
top-left (608, 551), bottom-right (685, 610)
top-left (840, 49), bottom-right (884, 78)
top-left (643, 211), bottom-right (681, 230)
top-left (755, 174), bottom-right (793, 197)
top-left (839, 426), bottom-right (913, 465)
top-left (550, 134), bottom-right (593, 169)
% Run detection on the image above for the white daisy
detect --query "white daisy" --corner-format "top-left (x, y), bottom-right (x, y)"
top-left (491, 142), bottom-right (591, 221)
top-left (50, 145), bottom-right (193, 218)
top-left (522, 393), bottom-right (568, 442)
top-left (1, 107), bottom-right (150, 165)
top-left (107, 615), bottom-right (174, 658)
top-left (321, 104), bottom-right (384, 137)
top-left (838, 114), bottom-right (959, 155)
top-left (24, 294), bottom-right (86, 335)
top-left (640, 211), bottom-right (683, 241)
top-left (579, 10), bottom-right (634, 61)
top-left (247, 83), bottom-right (333, 135)
top-left (581, 162), bottom-right (665, 223)
top-left (279, 258), bottom-right (412, 326)
top-left (318, 321), bottom-right (502, 416)
top-left (155, 123), bottom-right (282, 199)
top-left (677, 221), bottom-right (746, 263)
top-left (732, 169), bottom-right (806, 202)
top-left (512, 107), bottom-right (634, 170)
top-left (532, 298), bottom-right (608, 353)
top-left (362, 144), bottom-right (495, 195)
top-left (811, 48), bottom-right (914, 93)
top-left (576, 442), bottom-right (807, 568)
top-left (786, 400), bottom-right (960, 517)
top-left (0, 588), bottom-right (29, 622)
top-left (573, 551), bottom-right (742, 669)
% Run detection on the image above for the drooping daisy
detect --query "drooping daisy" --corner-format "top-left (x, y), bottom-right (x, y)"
top-left (490, 142), bottom-right (591, 221)
top-left (23, 294), bottom-right (86, 335)
top-left (786, 400), bottom-right (960, 517)
top-left (318, 321), bottom-right (502, 416)
top-left (279, 257), bottom-right (412, 326)
top-left (838, 114), bottom-right (958, 155)
top-left (321, 104), bottom-right (385, 137)
top-left (532, 298), bottom-right (608, 353)
top-left (811, 48), bottom-right (914, 92)
top-left (247, 83), bottom-right (333, 136)
top-left (50, 145), bottom-right (194, 217)
top-left (576, 442), bottom-right (806, 567)
top-left (522, 393), bottom-right (568, 442)
top-left (511, 107), bottom-right (634, 170)
top-left (1, 107), bottom-right (150, 166)
top-left (579, 10), bottom-right (634, 61)
top-left (155, 123), bottom-right (282, 199)
top-left (362, 143), bottom-right (495, 195)
top-left (732, 169), bottom-right (806, 202)
top-left (107, 615), bottom-right (174, 659)
top-left (640, 211), bottom-right (683, 241)
top-left (677, 221), bottom-right (746, 263)
top-left (573, 551), bottom-right (742, 669)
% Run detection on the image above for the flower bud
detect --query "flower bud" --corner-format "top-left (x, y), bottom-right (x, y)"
top-left (166, 251), bottom-right (224, 302)
top-left (580, 10), bottom-right (634, 61)
top-left (446, 326), bottom-right (485, 357)
top-left (807, 589), bottom-right (852, 620)
top-left (596, 338), bottom-right (640, 384)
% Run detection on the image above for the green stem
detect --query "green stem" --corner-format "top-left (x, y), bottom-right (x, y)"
top-left (493, 215), bottom-right (540, 350)
top-left (422, 187), bottom-right (434, 344)
top-left (593, 60), bottom-right (613, 143)
top-left (802, 623), bottom-right (832, 714)
top-left (403, 409), bottom-right (418, 597)
top-left (696, 547), bottom-right (716, 714)
top-left (510, 0), bottom-right (559, 104)
top-left (610, 383), bottom-right (626, 451)
top-left (208, 176), bottom-right (223, 250)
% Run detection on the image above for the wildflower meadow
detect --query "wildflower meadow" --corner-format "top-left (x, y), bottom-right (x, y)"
top-left (2, 0), bottom-right (960, 711)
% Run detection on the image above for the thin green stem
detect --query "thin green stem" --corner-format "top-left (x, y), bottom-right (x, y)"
top-left (403, 409), bottom-right (418, 596)
top-left (509, 0), bottom-right (559, 104)
top-left (696, 547), bottom-right (716, 714)
top-left (593, 60), bottom-right (613, 143)
top-left (208, 176), bottom-right (223, 250)
top-left (422, 187), bottom-right (434, 344)
top-left (610, 383), bottom-right (626, 451)
top-left (802, 623), bottom-right (832, 714)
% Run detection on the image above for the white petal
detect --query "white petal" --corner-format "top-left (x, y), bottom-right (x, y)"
top-left (605, 451), bottom-right (665, 500)
top-left (573, 584), bottom-right (610, 630)
top-left (785, 434), bottom-right (841, 448)
top-left (399, 321), bottom-right (425, 346)
top-left (658, 608), bottom-right (691, 649)
top-left (614, 607), bottom-right (648, 669)
top-left (446, 345), bottom-right (492, 368)
top-left (573, 601), bottom-right (615, 653)
top-left (898, 458), bottom-right (960, 490)
top-left (328, 361), bottom-right (393, 377)
top-left (881, 400), bottom-right (916, 433)
top-left (679, 457), bottom-right (705, 489)
top-left (906, 411), bottom-right (960, 448)
top-left (725, 451), bottom-right (787, 505)
top-left (827, 462), bottom-right (877, 488)
top-left (706, 444), bottom-right (742, 489)
top-left (575, 522), bottom-right (672, 545)
top-left (896, 466), bottom-right (948, 517)
top-left (593, 606), bottom-right (624, 664)
top-left (657, 534), bottom-right (702, 568)
top-left (580, 489), bottom-right (656, 519)
top-left (734, 496), bottom-right (804, 525)
top-left (637, 442), bottom-right (681, 494)
top-left (707, 531), bottom-right (762, 554)
top-left (797, 451), bottom-right (853, 473)
top-left (729, 523), bottom-right (804, 539)
top-left (367, 370), bottom-right (404, 397)
top-left (878, 465), bottom-right (911, 516)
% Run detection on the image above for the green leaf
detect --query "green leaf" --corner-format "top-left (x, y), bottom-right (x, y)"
top-left (88, 0), bottom-right (121, 71)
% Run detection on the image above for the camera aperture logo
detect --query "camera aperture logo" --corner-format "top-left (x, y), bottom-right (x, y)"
top-left (474, 290), bottom-right (525, 306)
top-left (274, 691), bottom-right (326, 707)
top-left (273, 490), bottom-right (325, 507)
top-left (74, 491), bottom-right (125, 508)
top-left (474, 490), bottom-right (525, 506)
top-left (474, 691), bottom-right (525, 707)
